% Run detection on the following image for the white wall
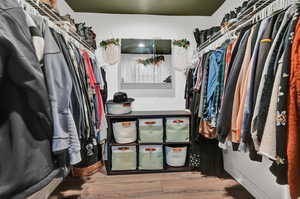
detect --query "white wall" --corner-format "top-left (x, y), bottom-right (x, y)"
top-left (224, 144), bottom-right (290, 199)
top-left (57, 0), bottom-right (74, 16)
top-left (71, 13), bottom-right (216, 111)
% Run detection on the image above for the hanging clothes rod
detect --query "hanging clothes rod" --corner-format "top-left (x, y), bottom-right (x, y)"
top-left (197, 0), bottom-right (296, 52)
top-left (24, 0), bottom-right (96, 54)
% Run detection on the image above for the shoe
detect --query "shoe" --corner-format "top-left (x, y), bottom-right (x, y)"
top-left (246, 0), bottom-right (257, 9)
top-left (163, 76), bottom-right (172, 83)
top-left (211, 26), bottom-right (221, 37)
top-left (193, 28), bottom-right (201, 46)
top-left (236, 6), bottom-right (242, 17)
top-left (228, 11), bottom-right (238, 25)
top-left (86, 28), bottom-right (97, 49)
top-left (241, 1), bottom-right (249, 13)
top-left (221, 13), bottom-right (230, 28)
top-left (76, 22), bottom-right (86, 39)
top-left (61, 14), bottom-right (77, 32)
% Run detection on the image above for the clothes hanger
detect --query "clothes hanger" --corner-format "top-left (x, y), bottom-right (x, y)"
top-left (198, 0), bottom-right (298, 55)
top-left (23, 0), bottom-right (96, 55)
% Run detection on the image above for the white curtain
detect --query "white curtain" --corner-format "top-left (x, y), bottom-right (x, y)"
top-left (121, 54), bottom-right (171, 84)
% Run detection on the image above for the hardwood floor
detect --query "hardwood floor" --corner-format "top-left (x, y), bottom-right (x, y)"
top-left (49, 169), bottom-right (254, 199)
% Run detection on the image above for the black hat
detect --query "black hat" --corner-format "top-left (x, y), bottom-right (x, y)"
top-left (107, 92), bottom-right (134, 104)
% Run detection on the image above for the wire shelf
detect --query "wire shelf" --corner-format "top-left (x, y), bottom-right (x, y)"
top-left (197, 0), bottom-right (286, 52)
top-left (24, 0), bottom-right (96, 53)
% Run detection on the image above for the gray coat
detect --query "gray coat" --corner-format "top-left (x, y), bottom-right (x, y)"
top-left (33, 16), bottom-right (81, 165)
top-left (0, 0), bottom-right (58, 198)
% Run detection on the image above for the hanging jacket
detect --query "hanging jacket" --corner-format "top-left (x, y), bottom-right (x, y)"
top-left (240, 19), bottom-right (268, 161)
top-left (236, 23), bottom-right (262, 152)
top-left (251, 9), bottom-right (292, 151)
top-left (270, 11), bottom-right (299, 186)
top-left (259, 15), bottom-right (292, 161)
top-left (54, 33), bottom-right (86, 143)
top-left (252, 13), bottom-right (280, 106)
top-left (0, 0), bottom-right (58, 198)
top-left (194, 56), bottom-right (203, 90)
top-left (287, 15), bottom-right (300, 199)
top-left (217, 28), bottom-right (251, 143)
top-left (33, 17), bottom-right (82, 165)
top-left (185, 68), bottom-right (195, 109)
top-left (198, 52), bottom-right (211, 118)
top-left (205, 49), bottom-right (224, 122)
top-left (231, 27), bottom-right (254, 144)
top-left (223, 40), bottom-right (235, 86)
top-left (241, 19), bottom-right (268, 147)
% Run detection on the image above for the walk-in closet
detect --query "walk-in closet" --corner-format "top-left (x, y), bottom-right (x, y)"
top-left (0, 0), bottom-right (299, 199)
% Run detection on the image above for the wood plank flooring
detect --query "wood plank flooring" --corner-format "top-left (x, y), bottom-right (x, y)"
top-left (49, 169), bottom-right (254, 199)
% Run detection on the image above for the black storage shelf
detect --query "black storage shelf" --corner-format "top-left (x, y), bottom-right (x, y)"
top-left (139, 142), bottom-right (164, 145)
top-left (165, 142), bottom-right (190, 145)
top-left (106, 110), bottom-right (192, 175)
top-left (109, 143), bottom-right (138, 146)
top-left (106, 166), bottom-right (191, 175)
top-left (107, 110), bottom-right (191, 119)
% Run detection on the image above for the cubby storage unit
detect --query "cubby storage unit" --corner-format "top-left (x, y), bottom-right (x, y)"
top-left (106, 111), bottom-right (191, 175)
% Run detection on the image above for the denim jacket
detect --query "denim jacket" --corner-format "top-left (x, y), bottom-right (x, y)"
top-left (205, 47), bottom-right (226, 124)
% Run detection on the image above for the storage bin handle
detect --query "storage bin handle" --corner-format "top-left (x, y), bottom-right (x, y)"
top-left (173, 120), bottom-right (184, 124)
top-left (144, 121), bottom-right (157, 125)
top-left (122, 122), bottom-right (132, 127)
top-left (145, 148), bottom-right (157, 152)
top-left (172, 148), bottom-right (183, 152)
top-left (118, 147), bottom-right (130, 151)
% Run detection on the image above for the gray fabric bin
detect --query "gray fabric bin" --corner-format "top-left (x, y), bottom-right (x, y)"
top-left (166, 146), bottom-right (187, 167)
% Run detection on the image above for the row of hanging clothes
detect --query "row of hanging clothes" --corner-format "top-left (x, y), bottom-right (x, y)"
top-left (0, 0), bottom-right (107, 198)
top-left (186, 1), bottom-right (300, 198)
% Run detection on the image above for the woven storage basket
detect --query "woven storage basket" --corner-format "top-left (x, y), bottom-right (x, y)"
top-left (71, 161), bottom-right (103, 177)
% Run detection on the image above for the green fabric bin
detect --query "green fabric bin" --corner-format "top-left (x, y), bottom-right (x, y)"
top-left (139, 119), bottom-right (163, 143)
top-left (111, 146), bottom-right (136, 171)
top-left (139, 145), bottom-right (163, 170)
top-left (166, 117), bottom-right (189, 142)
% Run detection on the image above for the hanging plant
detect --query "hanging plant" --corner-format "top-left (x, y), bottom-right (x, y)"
top-left (173, 39), bottom-right (190, 49)
top-left (100, 38), bottom-right (120, 49)
top-left (137, 56), bottom-right (165, 66)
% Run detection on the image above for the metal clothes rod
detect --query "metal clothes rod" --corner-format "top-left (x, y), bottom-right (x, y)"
top-left (197, 0), bottom-right (292, 52)
top-left (24, 0), bottom-right (96, 54)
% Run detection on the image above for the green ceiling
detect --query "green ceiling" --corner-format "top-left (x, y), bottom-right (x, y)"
top-left (65, 0), bottom-right (225, 16)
